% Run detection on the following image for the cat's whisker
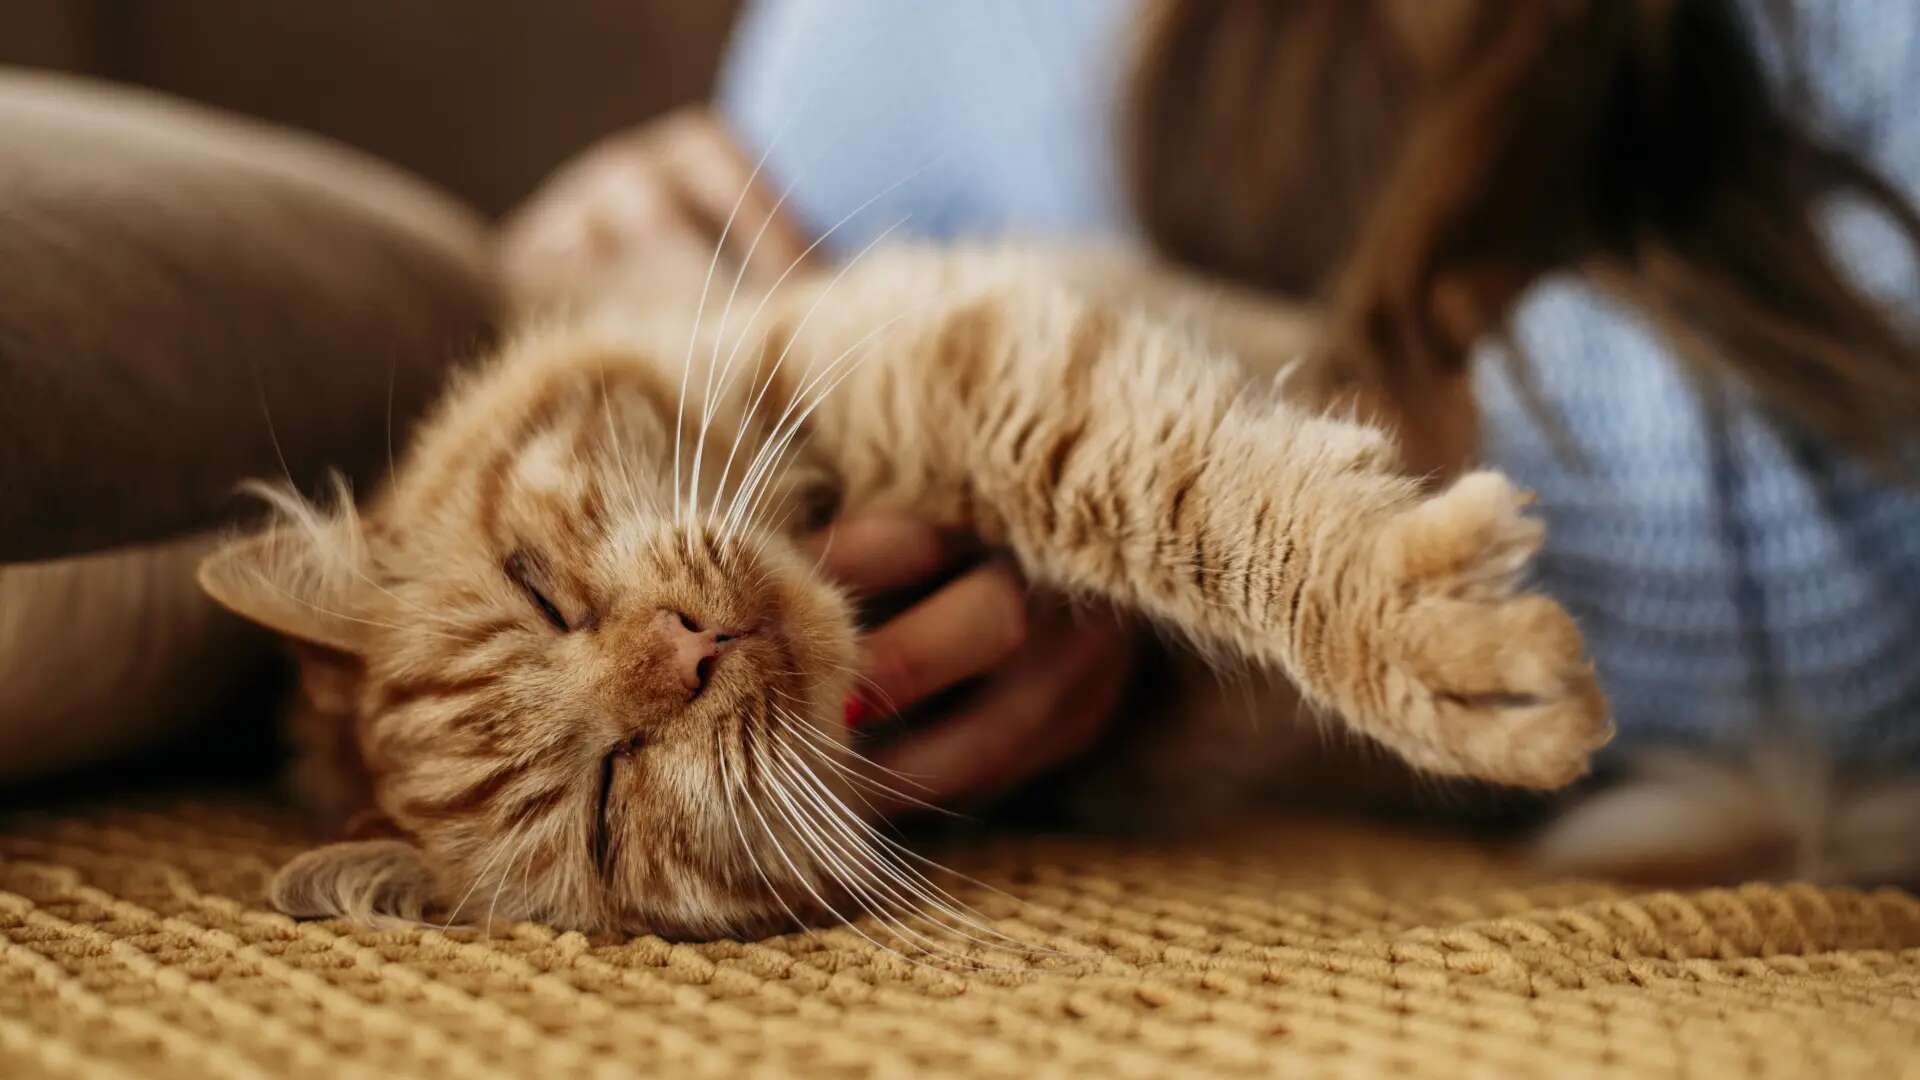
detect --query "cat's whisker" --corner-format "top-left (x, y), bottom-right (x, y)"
top-left (763, 686), bottom-right (936, 798)
top-left (699, 159), bottom-right (937, 535)
top-left (784, 767), bottom-right (1030, 972)
top-left (689, 175), bottom-right (811, 529)
top-left (722, 315), bottom-right (905, 543)
top-left (760, 736), bottom-right (980, 967)
top-left (728, 303), bottom-right (917, 536)
top-left (760, 796), bottom-right (945, 972)
top-left (804, 670), bottom-right (915, 748)
top-left (596, 368), bottom-right (647, 525)
top-left (777, 733), bottom-right (890, 824)
top-left (440, 822), bottom-right (523, 932)
top-left (766, 723), bottom-right (990, 898)
top-left (709, 223), bottom-right (911, 543)
top-left (765, 697), bottom-right (938, 798)
top-left (738, 747), bottom-right (922, 963)
top-left (765, 681), bottom-right (904, 751)
top-left (709, 350), bottom-right (781, 552)
top-left (817, 797), bottom-right (1039, 918)
top-left (727, 426), bottom-right (816, 546)
top-left (718, 299), bottom-right (902, 530)
top-left (251, 573), bottom-right (470, 643)
top-left (689, 290), bottom-right (745, 525)
top-left (766, 704), bottom-right (1038, 917)
top-left (708, 234), bottom-right (909, 543)
top-left (760, 703), bottom-right (948, 810)
top-left (768, 724), bottom-right (1040, 955)
top-left (484, 820), bottom-right (539, 939)
top-left (767, 736), bottom-right (1024, 961)
top-left (716, 725), bottom-right (817, 940)
top-left (758, 751), bottom-right (917, 939)
top-left (675, 120), bottom-right (790, 529)
top-left (771, 710), bottom-right (961, 820)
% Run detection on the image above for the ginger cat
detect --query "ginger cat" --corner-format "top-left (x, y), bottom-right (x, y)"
top-left (199, 243), bottom-right (1609, 940)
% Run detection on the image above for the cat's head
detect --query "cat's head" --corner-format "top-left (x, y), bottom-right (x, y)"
top-left (200, 335), bottom-right (861, 939)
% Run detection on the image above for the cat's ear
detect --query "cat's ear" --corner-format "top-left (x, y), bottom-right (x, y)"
top-left (270, 839), bottom-right (438, 925)
top-left (198, 526), bottom-right (368, 655)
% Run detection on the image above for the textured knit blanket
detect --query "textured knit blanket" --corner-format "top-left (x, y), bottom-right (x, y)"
top-left (3, 794), bottom-right (1916, 1079)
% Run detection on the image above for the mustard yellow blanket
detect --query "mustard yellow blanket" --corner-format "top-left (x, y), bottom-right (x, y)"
top-left (3, 795), bottom-right (1916, 1078)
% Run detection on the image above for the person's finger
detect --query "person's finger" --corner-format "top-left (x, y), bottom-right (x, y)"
top-left (586, 157), bottom-right (696, 256)
top-left (868, 610), bottom-right (1121, 808)
top-left (499, 108), bottom-right (814, 296)
top-left (804, 514), bottom-right (976, 595)
top-left (1014, 617), bottom-right (1134, 776)
top-left (855, 560), bottom-right (1027, 714)
top-left (509, 154), bottom-right (680, 271)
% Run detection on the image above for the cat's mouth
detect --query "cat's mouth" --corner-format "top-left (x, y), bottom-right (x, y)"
top-left (678, 627), bottom-right (788, 711)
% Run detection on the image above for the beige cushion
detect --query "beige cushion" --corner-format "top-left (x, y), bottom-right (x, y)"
top-left (0, 67), bottom-right (496, 561)
top-left (0, 69), bottom-right (497, 780)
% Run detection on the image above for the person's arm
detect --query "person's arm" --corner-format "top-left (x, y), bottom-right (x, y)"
top-left (0, 69), bottom-right (495, 784)
top-left (0, 69), bottom-right (495, 562)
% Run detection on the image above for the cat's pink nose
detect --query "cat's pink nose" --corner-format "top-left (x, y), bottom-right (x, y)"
top-left (659, 609), bottom-right (743, 696)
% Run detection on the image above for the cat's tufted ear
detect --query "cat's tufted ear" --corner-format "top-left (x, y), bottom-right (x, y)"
top-left (198, 525), bottom-right (369, 655)
top-left (269, 839), bottom-right (439, 925)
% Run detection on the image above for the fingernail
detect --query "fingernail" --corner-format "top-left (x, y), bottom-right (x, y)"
top-left (843, 694), bottom-right (873, 729)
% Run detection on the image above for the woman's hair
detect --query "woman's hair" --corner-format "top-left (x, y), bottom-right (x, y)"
top-left (1125, 0), bottom-right (1920, 460)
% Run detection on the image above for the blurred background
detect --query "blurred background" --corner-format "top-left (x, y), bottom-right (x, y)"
top-left (1, 0), bottom-right (738, 217)
top-left (3, 0), bottom-right (1917, 848)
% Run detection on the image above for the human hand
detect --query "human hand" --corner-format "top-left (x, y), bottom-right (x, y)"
top-left (807, 515), bottom-right (1138, 815)
top-left (500, 106), bottom-right (811, 295)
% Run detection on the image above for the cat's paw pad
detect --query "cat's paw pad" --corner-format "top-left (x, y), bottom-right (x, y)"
top-left (1372, 471), bottom-right (1612, 789)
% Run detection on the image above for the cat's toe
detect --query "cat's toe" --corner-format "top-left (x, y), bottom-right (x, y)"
top-left (1370, 471), bottom-right (1613, 788)
top-left (1380, 470), bottom-right (1543, 600)
top-left (1395, 596), bottom-right (1613, 788)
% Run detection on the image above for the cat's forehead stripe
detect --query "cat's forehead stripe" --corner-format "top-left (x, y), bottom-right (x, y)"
top-left (516, 430), bottom-right (576, 493)
top-left (467, 360), bottom-right (689, 549)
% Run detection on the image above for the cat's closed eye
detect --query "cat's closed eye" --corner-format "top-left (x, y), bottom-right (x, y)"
top-left (593, 733), bottom-right (647, 870)
top-left (504, 551), bottom-right (570, 632)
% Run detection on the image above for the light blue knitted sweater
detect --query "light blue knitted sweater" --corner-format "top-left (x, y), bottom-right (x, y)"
top-left (719, 0), bottom-right (1920, 763)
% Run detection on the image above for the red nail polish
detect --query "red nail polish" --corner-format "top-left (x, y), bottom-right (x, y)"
top-left (843, 694), bottom-right (872, 729)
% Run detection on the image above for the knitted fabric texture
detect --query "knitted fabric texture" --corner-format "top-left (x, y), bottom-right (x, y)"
top-left (3, 793), bottom-right (1917, 1079)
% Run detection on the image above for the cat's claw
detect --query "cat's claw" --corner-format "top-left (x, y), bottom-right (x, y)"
top-left (1367, 471), bottom-right (1613, 789)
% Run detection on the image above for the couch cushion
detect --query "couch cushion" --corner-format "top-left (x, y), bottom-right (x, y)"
top-left (0, 67), bottom-right (497, 562)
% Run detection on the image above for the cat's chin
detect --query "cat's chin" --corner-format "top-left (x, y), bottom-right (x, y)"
top-left (581, 867), bottom-right (849, 942)
top-left (610, 898), bottom-right (829, 943)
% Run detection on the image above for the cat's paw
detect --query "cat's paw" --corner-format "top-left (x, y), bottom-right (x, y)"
top-left (1367, 471), bottom-right (1612, 789)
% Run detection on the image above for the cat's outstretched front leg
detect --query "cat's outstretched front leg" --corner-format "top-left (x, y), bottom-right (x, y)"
top-left (788, 260), bottom-right (1609, 787)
